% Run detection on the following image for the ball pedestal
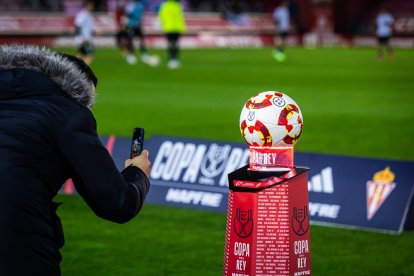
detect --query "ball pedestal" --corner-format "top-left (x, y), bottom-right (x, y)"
top-left (249, 146), bottom-right (294, 172)
top-left (222, 148), bottom-right (312, 276)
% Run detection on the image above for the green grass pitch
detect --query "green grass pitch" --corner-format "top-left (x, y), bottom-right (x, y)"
top-left (56, 47), bottom-right (414, 275)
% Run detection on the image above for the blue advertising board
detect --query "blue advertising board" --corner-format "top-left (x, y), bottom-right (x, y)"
top-left (62, 135), bottom-right (414, 233)
top-left (297, 152), bottom-right (414, 233)
top-left (145, 136), bottom-right (249, 213)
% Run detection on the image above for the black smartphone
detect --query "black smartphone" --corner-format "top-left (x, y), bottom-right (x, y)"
top-left (130, 128), bottom-right (144, 158)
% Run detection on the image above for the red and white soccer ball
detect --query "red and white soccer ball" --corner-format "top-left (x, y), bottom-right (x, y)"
top-left (240, 91), bottom-right (303, 147)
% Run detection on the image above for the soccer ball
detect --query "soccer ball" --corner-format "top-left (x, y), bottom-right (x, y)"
top-left (240, 91), bottom-right (303, 147)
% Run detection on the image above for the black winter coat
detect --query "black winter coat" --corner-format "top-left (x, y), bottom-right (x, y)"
top-left (0, 46), bottom-right (150, 275)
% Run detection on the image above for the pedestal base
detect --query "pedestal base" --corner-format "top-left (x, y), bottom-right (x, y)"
top-left (223, 165), bottom-right (312, 276)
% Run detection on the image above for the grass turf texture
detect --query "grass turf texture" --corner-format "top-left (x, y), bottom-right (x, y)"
top-left (58, 195), bottom-right (414, 276)
top-left (56, 47), bottom-right (414, 275)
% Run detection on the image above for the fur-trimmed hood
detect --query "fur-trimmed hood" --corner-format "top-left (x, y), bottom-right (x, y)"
top-left (0, 44), bottom-right (95, 107)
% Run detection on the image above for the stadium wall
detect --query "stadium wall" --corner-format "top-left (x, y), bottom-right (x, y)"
top-left (1, 13), bottom-right (413, 49)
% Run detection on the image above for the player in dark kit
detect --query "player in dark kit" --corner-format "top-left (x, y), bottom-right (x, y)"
top-left (117, 0), bottom-right (159, 65)
top-left (0, 44), bottom-right (151, 275)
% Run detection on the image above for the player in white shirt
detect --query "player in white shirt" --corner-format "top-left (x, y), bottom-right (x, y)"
top-left (75, 0), bottom-right (94, 65)
top-left (375, 8), bottom-right (394, 61)
top-left (272, 1), bottom-right (290, 62)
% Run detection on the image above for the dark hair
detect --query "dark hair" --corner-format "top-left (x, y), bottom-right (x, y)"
top-left (60, 53), bottom-right (98, 88)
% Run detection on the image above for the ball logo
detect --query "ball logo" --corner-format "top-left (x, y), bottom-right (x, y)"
top-left (291, 206), bottom-right (309, 236)
top-left (234, 208), bottom-right (254, 238)
top-left (247, 111), bottom-right (255, 121)
top-left (272, 97), bottom-right (285, 107)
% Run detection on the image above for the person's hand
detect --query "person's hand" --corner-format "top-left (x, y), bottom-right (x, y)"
top-left (124, 150), bottom-right (151, 178)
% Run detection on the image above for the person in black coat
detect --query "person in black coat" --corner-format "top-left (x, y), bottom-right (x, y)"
top-left (0, 44), bottom-right (151, 275)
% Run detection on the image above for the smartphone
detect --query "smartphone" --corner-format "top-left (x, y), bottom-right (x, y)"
top-left (130, 128), bottom-right (144, 158)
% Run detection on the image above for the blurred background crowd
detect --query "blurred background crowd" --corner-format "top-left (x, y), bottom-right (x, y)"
top-left (1, 0), bottom-right (413, 38)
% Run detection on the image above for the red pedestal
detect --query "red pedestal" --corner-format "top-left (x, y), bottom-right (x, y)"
top-left (223, 165), bottom-right (312, 276)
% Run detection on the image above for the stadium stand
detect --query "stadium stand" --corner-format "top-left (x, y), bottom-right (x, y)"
top-left (334, 0), bottom-right (414, 36)
top-left (0, 0), bottom-right (61, 12)
top-left (0, 0), bottom-right (412, 48)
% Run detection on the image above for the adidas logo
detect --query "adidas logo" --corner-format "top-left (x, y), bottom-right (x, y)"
top-left (308, 167), bottom-right (334, 193)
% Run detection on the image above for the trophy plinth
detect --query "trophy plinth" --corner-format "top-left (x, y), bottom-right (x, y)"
top-left (223, 91), bottom-right (311, 276)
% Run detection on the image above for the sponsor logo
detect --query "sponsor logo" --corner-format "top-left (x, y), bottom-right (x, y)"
top-left (234, 208), bottom-right (254, 238)
top-left (366, 167), bottom-right (396, 220)
top-left (294, 270), bottom-right (311, 276)
top-left (308, 167), bottom-right (334, 193)
top-left (308, 202), bottom-right (340, 219)
top-left (165, 188), bottom-right (223, 207)
top-left (215, 35), bottom-right (263, 48)
top-left (151, 141), bottom-right (249, 187)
